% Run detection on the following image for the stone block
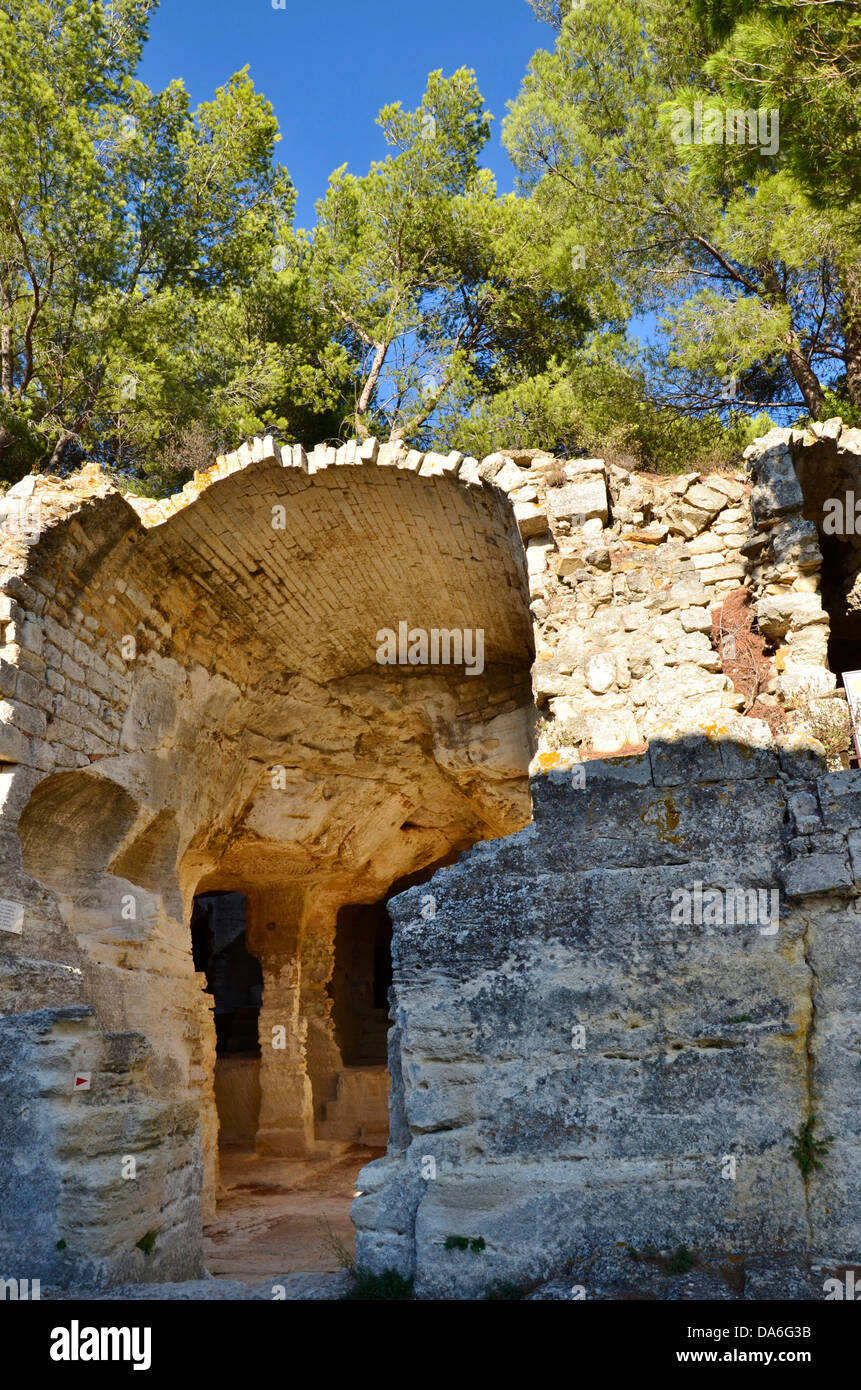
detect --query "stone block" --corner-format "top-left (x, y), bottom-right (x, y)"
top-left (691, 550), bottom-right (726, 570)
top-left (769, 516), bottom-right (821, 571)
top-left (491, 460), bottom-right (527, 493)
top-left (703, 475), bottom-right (746, 504)
top-left (781, 853), bottom-right (852, 898)
top-left (698, 563), bottom-right (746, 585)
top-left (776, 732), bottom-right (827, 775)
top-left (787, 790), bottom-right (822, 835)
top-left (756, 592), bottom-right (825, 637)
top-left (750, 448), bottom-right (804, 525)
top-left (547, 478), bottom-right (608, 526)
top-left (581, 751), bottom-right (653, 785)
top-left (776, 665), bottom-right (836, 700)
top-left (817, 769), bottom-right (861, 831)
top-left (583, 709), bottom-right (641, 752)
top-left (513, 501), bottom-right (549, 538)
top-left (718, 730), bottom-right (778, 780)
top-left (684, 483), bottom-right (727, 517)
top-left (648, 732), bottom-right (724, 784)
top-left (680, 607), bottom-right (712, 633)
top-left (584, 652), bottom-right (616, 694)
top-left (667, 503), bottom-right (712, 537)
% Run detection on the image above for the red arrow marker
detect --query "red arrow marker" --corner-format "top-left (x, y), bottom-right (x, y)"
top-left (73, 1073), bottom-right (91, 1091)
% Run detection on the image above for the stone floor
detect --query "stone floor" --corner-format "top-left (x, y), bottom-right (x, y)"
top-left (204, 1141), bottom-right (384, 1282)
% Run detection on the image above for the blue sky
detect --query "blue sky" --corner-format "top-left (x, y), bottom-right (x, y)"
top-left (139, 0), bottom-right (548, 228)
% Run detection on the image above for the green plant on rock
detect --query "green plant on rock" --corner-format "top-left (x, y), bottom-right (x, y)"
top-left (668, 1245), bottom-right (693, 1274)
top-left (444, 1234), bottom-right (486, 1253)
top-left (444, 1235), bottom-right (470, 1251)
top-left (340, 1268), bottom-right (414, 1300)
top-left (136, 1231), bottom-right (157, 1255)
top-left (314, 1216), bottom-right (355, 1274)
top-left (792, 1116), bottom-right (833, 1178)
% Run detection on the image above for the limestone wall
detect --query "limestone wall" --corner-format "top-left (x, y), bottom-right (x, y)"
top-left (354, 739), bottom-right (861, 1298)
top-left (0, 439), bottom-right (534, 1286)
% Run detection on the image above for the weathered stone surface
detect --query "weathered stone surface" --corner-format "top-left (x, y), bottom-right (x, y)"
top-left (649, 732), bottom-right (723, 784)
top-left (0, 443), bottom-right (535, 1288)
top-left (749, 446), bottom-right (804, 525)
top-left (356, 761), bottom-right (860, 1297)
top-left (583, 545), bottom-right (611, 571)
top-left (685, 483), bottom-right (727, 517)
top-left (818, 769), bottom-right (861, 831)
top-left (781, 853), bottom-right (852, 897)
top-left (757, 592), bottom-right (826, 636)
top-left (513, 500), bottom-right (549, 538)
top-left (546, 478), bottom-right (609, 525)
top-left (584, 652), bottom-right (616, 694)
top-left (7, 417), bottom-right (861, 1302)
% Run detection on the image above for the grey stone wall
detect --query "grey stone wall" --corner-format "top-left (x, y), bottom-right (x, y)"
top-left (354, 738), bottom-right (861, 1298)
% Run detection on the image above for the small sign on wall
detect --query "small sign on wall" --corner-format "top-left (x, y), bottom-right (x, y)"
top-left (0, 898), bottom-right (24, 934)
top-left (843, 670), bottom-right (861, 764)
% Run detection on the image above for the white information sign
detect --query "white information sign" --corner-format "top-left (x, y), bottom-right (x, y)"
top-left (0, 898), bottom-right (24, 934)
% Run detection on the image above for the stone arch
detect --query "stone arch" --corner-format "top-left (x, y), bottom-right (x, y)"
top-left (0, 436), bottom-right (535, 1286)
top-left (18, 769), bottom-right (140, 893)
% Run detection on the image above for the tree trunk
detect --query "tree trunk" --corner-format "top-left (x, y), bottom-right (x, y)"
top-left (1, 284), bottom-right (13, 399)
top-left (355, 342), bottom-right (387, 440)
top-left (785, 344), bottom-right (825, 419)
top-left (47, 429), bottom-right (74, 472)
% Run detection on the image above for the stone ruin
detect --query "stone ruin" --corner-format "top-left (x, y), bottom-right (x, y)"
top-left (0, 424), bottom-right (859, 1297)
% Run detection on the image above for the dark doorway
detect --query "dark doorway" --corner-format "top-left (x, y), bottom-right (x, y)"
top-left (192, 891), bottom-right (262, 1057)
top-left (192, 891), bottom-right (263, 1152)
top-left (328, 899), bottom-right (392, 1066)
top-left (818, 533), bottom-right (861, 684)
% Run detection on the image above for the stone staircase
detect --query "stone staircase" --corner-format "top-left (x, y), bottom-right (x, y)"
top-left (316, 1065), bottom-right (389, 1146)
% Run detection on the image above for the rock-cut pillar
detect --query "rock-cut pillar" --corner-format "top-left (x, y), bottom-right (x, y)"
top-left (247, 890), bottom-right (315, 1156)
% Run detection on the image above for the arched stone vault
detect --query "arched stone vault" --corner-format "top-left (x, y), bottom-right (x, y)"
top-left (0, 438), bottom-right (534, 1285)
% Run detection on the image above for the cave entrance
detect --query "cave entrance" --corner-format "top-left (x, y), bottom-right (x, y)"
top-left (819, 532), bottom-right (861, 687)
top-left (201, 859), bottom-right (463, 1283)
top-left (191, 891), bottom-right (263, 1152)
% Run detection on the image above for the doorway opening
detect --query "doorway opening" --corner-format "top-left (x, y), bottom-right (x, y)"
top-left (191, 890), bottom-right (262, 1150)
top-left (819, 532), bottom-right (861, 683)
top-left (201, 865), bottom-right (461, 1283)
top-left (316, 897), bottom-right (393, 1148)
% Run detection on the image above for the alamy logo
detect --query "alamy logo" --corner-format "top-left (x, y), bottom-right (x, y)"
top-left (0, 1277), bottom-right (40, 1299)
top-left (375, 622), bottom-right (484, 676)
top-left (670, 882), bottom-right (779, 936)
top-left (823, 493), bottom-right (861, 535)
top-left (50, 1321), bottom-right (152, 1371)
top-left (823, 1270), bottom-right (861, 1300)
top-left (670, 101), bottom-right (779, 157)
